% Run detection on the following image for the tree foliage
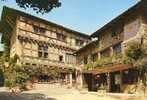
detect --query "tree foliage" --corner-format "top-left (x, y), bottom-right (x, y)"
top-left (125, 42), bottom-right (145, 62)
top-left (124, 41), bottom-right (147, 86)
top-left (2, 0), bottom-right (61, 14)
top-left (0, 54), bottom-right (61, 90)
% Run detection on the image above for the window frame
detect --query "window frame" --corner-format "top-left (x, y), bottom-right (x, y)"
top-left (76, 39), bottom-right (84, 46)
top-left (91, 53), bottom-right (98, 62)
top-left (33, 26), bottom-right (46, 34)
top-left (100, 48), bottom-right (110, 58)
top-left (56, 33), bottom-right (67, 42)
top-left (38, 45), bottom-right (48, 58)
top-left (113, 43), bottom-right (122, 54)
top-left (84, 56), bottom-right (88, 64)
top-left (59, 55), bottom-right (63, 62)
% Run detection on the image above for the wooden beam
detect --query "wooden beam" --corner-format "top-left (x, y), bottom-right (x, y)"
top-left (120, 71), bottom-right (123, 92)
top-left (91, 64), bottom-right (131, 75)
top-left (6, 16), bottom-right (15, 28)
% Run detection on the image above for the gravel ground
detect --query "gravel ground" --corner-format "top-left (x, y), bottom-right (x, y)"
top-left (0, 84), bottom-right (147, 100)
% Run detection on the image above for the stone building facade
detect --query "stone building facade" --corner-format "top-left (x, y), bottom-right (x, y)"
top-left (0, 6), bottom-right (90, 86)
top-left (1, 0), bottom-right (147, 92)
top-left (76, 1), bottom-right (147, 92)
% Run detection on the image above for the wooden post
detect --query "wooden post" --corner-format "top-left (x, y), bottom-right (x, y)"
top-left (69, 73), bottom-right (72, 87)
top-left (91, 74), bottom-right (94, 91)
top-left (120, 71), bottom-right (123, 92)
top-left (110, 47), bottom-right (113, 56)
top-left (107, 73), bottom-right (111, 92)
top-left (98, 52), bottom-right (101, 60)
top-left (79, 73), bottom-right (83, 88)
top-left (75, 70), bottom-right (78, 86)
top-left (65, 73), bottom-right (68, 84)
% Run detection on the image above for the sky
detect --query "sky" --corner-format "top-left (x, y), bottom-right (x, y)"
top-left (0, 0), bottom-right (140, 35)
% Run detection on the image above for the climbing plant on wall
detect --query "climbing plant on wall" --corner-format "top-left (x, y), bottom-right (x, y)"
top-left (124, 41), bottom-right (147, 86)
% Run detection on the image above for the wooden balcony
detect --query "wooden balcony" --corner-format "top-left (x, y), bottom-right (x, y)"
top-left (18, 35), bottom-right (77, 52)
top-left (20, 55), bottom-right (76, 69)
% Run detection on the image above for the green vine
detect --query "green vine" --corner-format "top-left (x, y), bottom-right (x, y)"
top-left (85, 54), bottom-right (123, 70)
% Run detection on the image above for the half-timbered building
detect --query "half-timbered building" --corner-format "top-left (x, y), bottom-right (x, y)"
top-left (0, 6), bottom-right (90, 86)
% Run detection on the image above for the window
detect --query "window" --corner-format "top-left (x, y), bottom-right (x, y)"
top-left (44, 52), bottom-right (48, 58)
top-left (76, 39), bottom-right (84, 46)
top-left (25, 63), bottom-right (30, 65)
top-left (33, 26), bottom-right (46, 34)
top-left (65, 53), bottom-right (76, 64)
top-left (91, 53), bottom-right (98, 62)
top-left (57, 33), bottom-right (66, 42)
top-left (38, 51), bottom-right (42, 57)
top-left (59, 55), bottom-right (63, 62)
top-left (32, 64), bottom-right (37, 66)
top-left (84, 56), bottom-right (88, 64)
top-left (44, 65), bottom-right (48, 67)
top-left (38, 45), bottom-right (48, 58)
top-left (113, 43), bottom-right (122, 54)
top-left (111, 27), bottom-right (123, 37)
top-left (100, 48), bottom-right (110, 58)
top-left (111, 31), bottom-right (117, 37)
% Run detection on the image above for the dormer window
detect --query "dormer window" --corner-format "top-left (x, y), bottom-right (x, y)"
top-left (33, 26), bottom-right (46, 34)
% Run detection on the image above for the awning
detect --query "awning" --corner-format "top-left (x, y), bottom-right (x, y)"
top-left (84, 64), bottom-right (132, 75)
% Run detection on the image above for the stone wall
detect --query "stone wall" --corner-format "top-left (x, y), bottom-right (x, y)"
top-left (10, 15), bottom-right (89, 68)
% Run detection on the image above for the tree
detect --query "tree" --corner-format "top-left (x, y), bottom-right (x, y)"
top-left (2, 0), bottom-right (61, 14)
top-left (124, 41), bottom-right (147, 86)
top-left (124, 41), bottom-right (145, 64)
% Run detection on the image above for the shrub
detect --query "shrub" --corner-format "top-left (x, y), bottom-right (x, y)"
top-left (85, 63), bottom-right (94, 70)
top-left (84, 54), bottom-right (123, 70)
top-left (4, 62), bottom-right (40, 89)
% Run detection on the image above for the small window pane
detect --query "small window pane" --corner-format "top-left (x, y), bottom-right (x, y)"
top-left (59, 55), bottom-right (63, 62)
top-left (101, 49), bottom-right (110, 58)
top-left (76, 39), bottom-right (84, 46)
top-left (84, 56), bottom-right (88, 64)
top-left (44, 52), bottom-right (48, 58)
top-left (38, 52), bottom-right (42, 58)
top-left (33, 26), bottom-right (46, 34)
top-left (113, 43), bottom-right (122, 54)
